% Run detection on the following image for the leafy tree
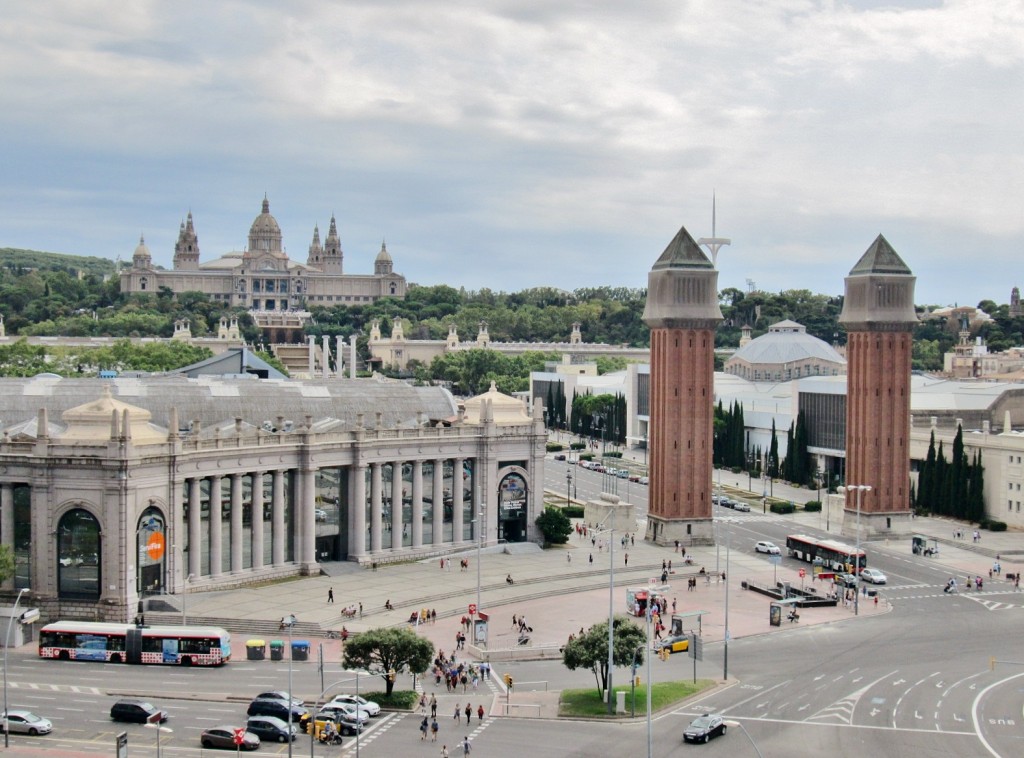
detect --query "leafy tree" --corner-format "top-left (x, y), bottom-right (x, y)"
top-left (535, 507), bottom-right (572, 545)
top-left (562, 616), bottom-right (647, 696)
top-left (0, 545), bottom-right (14, 583)
top-left (342, 627), bottom-right (434, 696)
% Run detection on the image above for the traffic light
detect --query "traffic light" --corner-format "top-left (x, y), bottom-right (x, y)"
top-left (503, 673), bottom-right (513, 691)
top-left (387, 669), bottom-right (396, 682)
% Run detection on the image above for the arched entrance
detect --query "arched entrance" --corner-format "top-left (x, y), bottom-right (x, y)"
top-left (136, 507), bottom-right (167, 596)
top-left (57, 509), bottom-right (101, 600)
top-left (497, 472), bottom-right (528, 543)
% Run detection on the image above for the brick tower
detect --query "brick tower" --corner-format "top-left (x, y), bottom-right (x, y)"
top-left (642, 224), bottom-right (722, 545)
top-left (838, 234), bottom-right (917, 534)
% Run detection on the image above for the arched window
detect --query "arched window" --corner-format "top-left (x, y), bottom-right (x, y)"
top-left (137, 507), bottom-right (166, 596)
top-left (57, 509), bottom-right (101, 600)
top-left (139, 277), bottom-right (148, 291)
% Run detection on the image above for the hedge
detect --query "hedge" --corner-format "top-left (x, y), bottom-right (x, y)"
top-left (570, 442), bottom-right (586, 450)
top-left (982, 520), bottom-right (1008, 532)
top-left (605, 451), bottom-right (622, 458)
top-left (770, 502), bottom-right (796, 515)
top-left (546, 442), bottom-right (565, 452)
top-left (803, 501), bottom-right (822, 512)
top-left (578, 453), bottom-right (594, 461)
top-left (562, 505), bottom-right (585, 518)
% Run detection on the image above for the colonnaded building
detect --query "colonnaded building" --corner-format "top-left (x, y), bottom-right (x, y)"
top-left (0, 375), bottom-right (543, 624)
top-left (119, 197), bottom-right (407, 326)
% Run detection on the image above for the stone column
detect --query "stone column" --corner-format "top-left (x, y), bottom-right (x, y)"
top-left (411, 460), bottom-right (423, 548)
top-left (370, 462), bottom-right (383, 553)
top-left (391, 462), bottom-right (404, 551)
top-left (301, 466), bottom-right (317, 570)
top-left (351, 464), bottom-right (367, 559)
top-left (452, 457), bottom-right (464, 542)
top-left (0, 483), bottom-right (13, 590)
top-left (307, 335), bottom-right (316, 376)
top-left (209, 475), bottom-right (222, 576)
top-left (230, 473), bottom-right (244, 573)
top-left (251, 473), bottom-right (265, 570)
top-left (272, 470), bottom-right (286, 566)
top-left (433, 458), bottom-right (445, 546)
top-left (188, 478), bottom-right (202, 577)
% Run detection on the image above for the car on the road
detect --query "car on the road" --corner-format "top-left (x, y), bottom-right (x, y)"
top-left (246, 715), bottom-right (297, 743)
top-left (110, 698), bottom-right (168, 724)
top-left (327, 693), bottom-right (380, 716)
top-left (320, 702), bottom-right (369, 725)
top-left (683, 713), bottom-right (726, 743)
top-left (638, 476), bottom-right (649, 485)
top-left (304, 707), bottom-right (365, 736)
top-left (0, 710), bottom-right (52, 736)
top-left (553, 453), bottom-right (566, 461)
top-left (732, 501), bottom-right (751, 512)
top-left (254, 690), bottom-right (305, 707)
top-left (655, 634), bottom-right (690, 654)
top-left (247, 698), bottom-right (308, 724)
top-left (200, 726), bottom-right (260, 751)
top-left (616, 469), bottom-right (630, 479)
top-left (860, 568), bottom-right (888, 584)
top-left (754, 541), bottom-right (780, 555)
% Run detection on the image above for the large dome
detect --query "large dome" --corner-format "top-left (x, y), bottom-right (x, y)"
top-left (248, 196), bottom-right (283, 253)
top-left (729, 320), bottom-right (845, 367)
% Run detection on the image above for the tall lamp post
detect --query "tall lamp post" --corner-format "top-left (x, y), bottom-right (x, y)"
top-left (723, 720), bottom-right (764, 758)
top-left (839, 485), bottom-right (871, 616)
top-left (593, 511), bottom-right (616, 714)
top-left (3, 587), bottom-right (35, 748)
top-left (566, 471), bottom-right (572, 507)
top-left (474, 508), bottom-right (484, 645)
top-left (310, 673), bottom-right (365, 758)
top-left (281, 613), bottom-right (297, 758)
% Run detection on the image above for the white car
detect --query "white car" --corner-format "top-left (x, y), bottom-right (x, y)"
top-left (755, 541), bottom-right (781, 555)
top-left (322, 700), bottom-right (371, 723)
top-left (327, 694), bottom-right (380, 717)
top-left (0, 710), bottom-right (53, 735)
top-left (860, 568), bottom-right (887, 584)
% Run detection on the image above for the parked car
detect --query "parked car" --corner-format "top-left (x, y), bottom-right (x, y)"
top-left (719, 498), bottom-right (734, 509)
top-left (0, 710), bottom-right (52, 735)
top-left (200, 726), bottom-right (260, 751)
top-left (247, 698), bottom-right (308, 724)
top-left (327, 693), bottom-right (380, 716)
top-left (616, 469), bottom-right (630, 479)
top-left (246, 715), bottom-right (297, 743)
top-left (304, 707), bottom-right (365, 737)
top-left (860, 568), bottom-right (888, 584)
top-left (732, 501), bottom-right (751, 512)
top-left (320, 702), bottom-right (369, 725)
top-left (254, 690), bottom-right (305, 707)
top-left (638, 476), bottom-right (649, 485)
top-left (754, 541), bottom-right (780, 555)
top-left (110, 698), bottom-right (169, 724)
top-left (553, 454), bottom-right (566, 461)
top-left (683, 713), bottom-right (726, 743)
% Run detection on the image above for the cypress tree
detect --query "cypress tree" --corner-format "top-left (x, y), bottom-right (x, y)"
top-left (768, 420), bottom-right (779, 479)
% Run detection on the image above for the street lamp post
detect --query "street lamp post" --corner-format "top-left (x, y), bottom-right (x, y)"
top-left (281, 613), bottom-right (297, 758)
top-left (840, 485), bottom-right (871, 616)
top-left (181, 573), bottom-right (194, 625)
top-left (566, 471), bottom-right (572, 507)
top-left (474, 509), bottom-right (484, 646)
top-left (310, 673), bottom-right (365, 758)
top-left (3, 587), bottom-right (31, 748)
top-left (723, 720), bottom-right (764, 758)
top-left (592, 512), bottom-right (616, 714)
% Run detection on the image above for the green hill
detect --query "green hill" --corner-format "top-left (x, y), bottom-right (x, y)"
top-left (0, 247), bottom-right (119, 278)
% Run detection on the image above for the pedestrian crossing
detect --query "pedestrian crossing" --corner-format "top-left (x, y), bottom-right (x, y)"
top-left (882, 585), bottom-right (1024, 609)
top-left (8, 682), bottom-right (102, 695)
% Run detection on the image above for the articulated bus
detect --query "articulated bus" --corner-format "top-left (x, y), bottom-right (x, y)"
top-left (39, 621), bottom-right (231, 666)
top-left (785, 534), bottom-right (866, 573)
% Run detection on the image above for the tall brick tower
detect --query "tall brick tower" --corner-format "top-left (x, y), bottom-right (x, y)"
top-left (642, 224), bottom-right (722, 545)
top-left (839, 234), bottom-right (917, 534)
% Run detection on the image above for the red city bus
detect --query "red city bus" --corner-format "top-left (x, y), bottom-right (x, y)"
top-left (785, 534), bottom-right (866, 573)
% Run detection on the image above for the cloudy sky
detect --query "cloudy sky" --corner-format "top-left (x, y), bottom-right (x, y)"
top-left (2, 1), bottom-right (1021, 307)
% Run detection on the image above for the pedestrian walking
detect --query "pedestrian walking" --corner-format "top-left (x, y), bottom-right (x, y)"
top-left (430, 694), bottom-right (438, 718)
top-left (672, 597), bottom-right (677, 613)
top-left (420, 716), bottom-right (429, 740)
top-left (431, 718), bottom-right (439, 741)
top-left (465, 703), bottom-right (472, 722)
top-left (589, 553), bottom-right (593, 564)
top-left (477, 704), bottom-right (485, 722)
top-left (454, 703), bottom-right (461, 722)
top-left (624, 552), bottom-right (629, 566)
top-left (462, 736), bottom-right (472, 755)
top-left (442, 746), bottom-right (449, 758)
top-left (327, 587), bottom-right (334, 603)
top-left (567, 551), bottom-right (572, 563)
top-left (359, 602), bottom-right (363, 618)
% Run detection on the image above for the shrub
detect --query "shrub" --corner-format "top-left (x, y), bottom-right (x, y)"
top-left (770, 502), bottom-right (796, 515)
top-left (803, 501), bottom-right (822, 512)
top-left (570, 442), bottom-right (586, 450)
top-left (730, 466), bottom-right (742, 474)
top-left (563, 505), bottom-right (585, 519)
top-left (363, 690), bottom-right (419, 710)
top-left (605, 451), bottom-right (622, 458)
top-left (982, 520), bottom-right (1008, 532)
top-left (536, 506), bottom-right (573, 545)
top-left (546, 442), bottom-right (565, 452)
top-left (579, 453), bottom-right (594, 461)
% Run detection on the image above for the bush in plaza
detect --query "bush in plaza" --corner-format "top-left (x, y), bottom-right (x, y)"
top-left (579, 452), bottom-right (595, 461)
top-left (982, 520), bottom-right (1007, 532)
top-left (604, 451), bottom-right (622, 458)
top-left (563, 505), bottom-right (585, 519)
top-left (570, 442), bottom-right (586, 450)
top-left (546, 442), bottom-right (565, 452)
top-left (361, 690), bottom-right (419, 710)
top-left (803, 501), bottom-right (822, 512)
top-left (770, 502), bottom-right (796, 515)
top-left (536, 506), bottom-right (573, 545)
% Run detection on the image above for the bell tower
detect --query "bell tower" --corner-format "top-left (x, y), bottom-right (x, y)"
top-left (839, 234), bottom-right (917, 533)
top-left (642, 224), bottom-right (722, 545)
top-left (173, 212), bottom-right (200, 270)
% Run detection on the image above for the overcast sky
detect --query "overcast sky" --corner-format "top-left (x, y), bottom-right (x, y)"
top-left (2, 1), bottom-right (1021, 308)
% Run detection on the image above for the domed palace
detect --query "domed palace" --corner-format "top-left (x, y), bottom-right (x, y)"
top-left (724, 320), bottom-right (846, 382)
top-left (120, 197), bottom-right (407, 327)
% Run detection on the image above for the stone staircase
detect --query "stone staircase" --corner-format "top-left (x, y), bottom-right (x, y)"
top-left (272, 343), bottom-right (322, 376)
top-left (144, 612), bottom-right (326, 641)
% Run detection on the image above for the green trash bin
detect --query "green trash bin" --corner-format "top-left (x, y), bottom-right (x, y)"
top-left (291, 640), bottom-right (310, 661)
top-left (246, 639), bottom-right (266, 660)
top-left (270, 640), bottom-right (284, 661)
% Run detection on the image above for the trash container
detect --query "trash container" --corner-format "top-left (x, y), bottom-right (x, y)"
top-left (291, 640), bottom-right (310, 661)
top-left (246, 639), bottom-right (266, 661)
top-left (270, 640), bottom-right (284, 661)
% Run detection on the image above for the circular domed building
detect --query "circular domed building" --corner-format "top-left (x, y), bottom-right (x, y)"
top-left (724, 320), bottom-right (846, 382)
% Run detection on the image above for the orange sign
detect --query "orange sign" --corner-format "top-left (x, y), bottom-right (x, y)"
top-left (146, 531), bottom-right (165, 562)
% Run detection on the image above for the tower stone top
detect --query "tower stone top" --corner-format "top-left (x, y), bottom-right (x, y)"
top-left (839, 234), bottom-right (917, 331)
top-left (642, 224), bottom-right (723, 329)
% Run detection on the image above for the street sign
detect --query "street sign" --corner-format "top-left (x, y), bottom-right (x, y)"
top-left (116, 732), bottom-right (128, 758)
top-left (233, 727), bottom-right (246, 746)
top-left (468, 603), bottom-right (477, 615)
top-left (768, 555), bottom-right (782, 565)
top-left (799, 568), bottom-right (806, 578)
top-left (689, 634), bottom-right (703, 661)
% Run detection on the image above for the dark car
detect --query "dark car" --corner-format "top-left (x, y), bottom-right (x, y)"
top-left (254, 690), bottom-right (304, 707)
top-left (247, 698), bottom-right (308, 724)
top-left (683, 713), bottom-right (726, 743)
top-left (110, 699), bottom-right (168, 724)
top-left (201, 726), bottom-right (260, 751)
top-left (246, 715), bottom-right (297, 743)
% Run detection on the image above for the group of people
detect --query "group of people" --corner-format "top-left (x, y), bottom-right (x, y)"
top-left (410, 608), bottom-right (438, 624)
top-left (431, 651), bottom-right (485, 693)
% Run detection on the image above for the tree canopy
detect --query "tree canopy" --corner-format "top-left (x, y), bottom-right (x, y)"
top-left (562, 616), bottom-right (647, 696)
top-left (341, 627), bottom-right (434, 696)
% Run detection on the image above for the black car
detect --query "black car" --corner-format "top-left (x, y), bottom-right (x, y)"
top-left (247, 698), bottom-right (308, 724)
top-left (201, 726), bottom-right (260, 751)
top-left (110, 698), bottom-right (169, 724)
top-left (246, 715), bottom-right (297, 743)
top-left (683, 713), bottom-right (726, 743)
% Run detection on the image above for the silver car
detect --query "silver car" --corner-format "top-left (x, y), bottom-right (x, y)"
top-left (1, 710), bottom-right (53, 735)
